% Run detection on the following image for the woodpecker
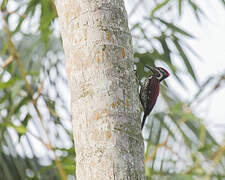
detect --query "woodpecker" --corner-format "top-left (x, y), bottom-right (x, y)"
top-left (139, 65), bottom-right (170, 130)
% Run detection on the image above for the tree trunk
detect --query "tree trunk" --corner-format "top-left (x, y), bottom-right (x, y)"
top-left (55, 0), bottom-right (145, 179)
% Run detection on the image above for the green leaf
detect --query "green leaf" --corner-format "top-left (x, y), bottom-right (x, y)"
top-left (6, 96), bottom-right (30, 121)
top-left (156, 35), bottom-right (171, 63)
top-left (40, 0), bottom-right (57, 45)
top-left (154, 113), bottom-right (176, 139)
top-left (14, 97), bottom-right (30, 114)
top-left (145, 142), bottom-right (151, 159)
top-left (155, 18), bottom-right (195, 38)
top-left (192, 76), bottom-right (214, 102)
top-left (63, 165), bottom-right (75, 174)
top-left (22, 113), bottom-right (31, 127)
top-left (17, 35), bottom-right (44, 74)
top-left (0, 78), bottom-right (18, 89)
top-left (151, 0), bottom-right (170, 16)
top-left (11, 80), bottom-right (25, 98)
top-left (13, 0), bottom-right (40, 34)
top-left (187, 0), bottom-right (205, 22)
top-left (2, 122), bottom-right (27, 134)
top-left (14, 126), bottom-right (27, 134)
top-left (173, 37), bottom-right (198, 84)
top-left (0, 92), bottom-right (10, 104)
top-left (181, 39), bottom-right (202, 60)
top-left (178, 0), bottom-right (183, 16)
top-left (221, 0), bottom-right (225, 6)
top-left (130, 23), bottom-right (140, 31)
top-left (0, 0), bottom-right (8, 11)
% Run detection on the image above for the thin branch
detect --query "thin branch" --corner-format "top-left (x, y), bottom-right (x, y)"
top-left (145, 136), bottom-right (169, 163)
top-left (1, 55), bottom-right (15, 68)
top-left (33, 81), bottom-right (44, 105)
top-left (204, 144), bottom-right (225, 180)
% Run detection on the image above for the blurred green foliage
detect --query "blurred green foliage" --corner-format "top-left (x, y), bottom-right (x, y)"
top-left (0, 0), bottom-right (225, 179)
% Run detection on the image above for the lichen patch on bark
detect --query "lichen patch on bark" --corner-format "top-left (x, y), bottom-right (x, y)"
top-left (107, 31), bottom-right (111, 40)
top-left (93, 109), bottom-right (109, 121)
top-left (121, 48), bottom-right (125, 58)
top-left (101, 50), bottom-right (104, 63)
top-left (117, 99), bottom-right (121, 106)
top-left (79, 83), bottom-right (93, 99)
top-left (105, 130), bottom-right (112, 140)
top-left (97, 55), bottom-right (100, 64)
top-left (93, 111), bottom-right (102, 121)
top-left (126, 98), bottom-right (130, 108)
top-left (111, 102), bottom-right (115, 108)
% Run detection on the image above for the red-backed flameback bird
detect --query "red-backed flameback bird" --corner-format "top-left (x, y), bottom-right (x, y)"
top-left (139, 65), bottom-right (170, 130)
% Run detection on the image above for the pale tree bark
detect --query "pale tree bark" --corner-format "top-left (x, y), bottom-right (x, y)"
top-left (55, 0), bottom-right (145, 179)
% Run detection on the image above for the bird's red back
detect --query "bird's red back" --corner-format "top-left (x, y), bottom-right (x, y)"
top-left (146, 77), bottom-right (160, 114)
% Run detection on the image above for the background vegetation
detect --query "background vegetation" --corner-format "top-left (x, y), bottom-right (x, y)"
top-left (0, 0), bottom-right (225, 179)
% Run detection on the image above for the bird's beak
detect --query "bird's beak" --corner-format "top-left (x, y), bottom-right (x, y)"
top-left (145, 65), bottom-right (158, 75)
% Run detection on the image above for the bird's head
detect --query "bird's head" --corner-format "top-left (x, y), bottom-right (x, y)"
top-left (145, 65), bottom-right (170, 82)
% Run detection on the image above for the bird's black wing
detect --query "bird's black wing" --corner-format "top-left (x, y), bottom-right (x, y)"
top-left (141, 77), bottom-right (160, 129)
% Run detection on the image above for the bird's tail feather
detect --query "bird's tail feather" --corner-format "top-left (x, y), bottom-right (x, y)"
top-left (141, 114), bottom-right (147, 130)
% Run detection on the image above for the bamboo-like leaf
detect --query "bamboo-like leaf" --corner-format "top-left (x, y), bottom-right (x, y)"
top-left (187, 0), bottom-right (205, 22)
top-left (145, 142), bottom-right (151, 159)
top-left (178, 0), bottom-right (183, 16)
top-left (40, 0), bottom-right (56, 45)
top-left (221, 0), bottom-right (225, 6)
top-left (2, 122), bottom-right (27, 134)
top-left (173, 37), bottom-right (198, 84)
top-left (22, 113), bottom-right (31, 127)
top-left (0, 0), bottom-right (8, 11)
top-left (13, 0), bottom-right (40, 34)
top-left (151, 0), bottom-right (170, 16)
top-left (191, 76), bottom-right (214, 102)
top-left (11, 80), bottom-right (26, 98)
top-left (181, 39), bottom-right (202, 60)
top-left (154, 113), bottom-right (176, 140)
top-left (6, 96), bottom-right (30, 121)
top-left (130, 23), bottom-right (140, 31)
top-left (0, 78), bottom-right (17, 89)
top-left (156, 35), bottom-right (171, 63)
top-left (155, 18), bottom-right (195, 38)
top-left (13, 125), bottom-right (27, 134)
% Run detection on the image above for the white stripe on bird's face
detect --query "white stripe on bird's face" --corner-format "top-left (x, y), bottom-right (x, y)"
top-left (155, 68), bottom-right (163, 81)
